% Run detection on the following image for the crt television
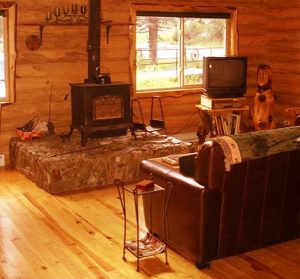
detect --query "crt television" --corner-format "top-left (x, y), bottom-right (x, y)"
top-left (202, 56), bottom-right (248, 98)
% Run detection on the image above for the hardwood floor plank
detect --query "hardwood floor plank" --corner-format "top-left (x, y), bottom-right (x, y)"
top-left (1, 168), bottom-right (300, 279)
top-left (242, 244), bottom-right (300, 279)
top-left (0, 218), bottom-right (40, 278)
top-left (22, 190), bottom-right (147, 278)
top-left (202, 259), bottom-right (255, 279)
top-left (22, 192), bottom-right (115, 277)
top-left (5, 199), bottom-right (109, 278)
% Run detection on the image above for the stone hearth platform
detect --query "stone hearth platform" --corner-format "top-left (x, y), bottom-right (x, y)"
top-left (9, 131), bottom-right (194, 194)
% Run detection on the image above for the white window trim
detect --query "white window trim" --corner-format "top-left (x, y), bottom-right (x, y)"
top-left (0, 2), bottom-right (17, 104)
top-left (129, 4), bottom-right (238, 97)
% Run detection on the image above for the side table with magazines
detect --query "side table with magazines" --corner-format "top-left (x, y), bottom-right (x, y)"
top-left (115, 179), bottom-right (173, 272)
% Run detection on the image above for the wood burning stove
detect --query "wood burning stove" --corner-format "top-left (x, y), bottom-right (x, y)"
top-left (69, 83), bottom-right (132, 146)
top-left (67, 0), bottom-right (133, 146)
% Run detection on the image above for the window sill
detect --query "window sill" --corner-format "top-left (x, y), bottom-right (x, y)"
top-left (135, 87), bottom-right (206, 98)
top-left (0, 102), bottom-right (13, 106)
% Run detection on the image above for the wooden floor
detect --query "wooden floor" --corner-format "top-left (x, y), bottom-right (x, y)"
top-left (1, 168), bottom-right (300, 279)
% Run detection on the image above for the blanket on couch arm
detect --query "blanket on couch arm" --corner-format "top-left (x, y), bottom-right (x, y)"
top-left (213, 126), bottom-right (300, 171)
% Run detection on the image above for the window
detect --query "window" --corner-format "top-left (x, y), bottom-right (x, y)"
top-left (133, 9), bottom-right (237, 94)
top-left (0, 14), bottom-right (6, 99)
top-left (0, 2), bottom-right (16, 103)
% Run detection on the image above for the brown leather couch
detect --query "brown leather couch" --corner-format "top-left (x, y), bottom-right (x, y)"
top-left (140, 140), bottom-right (300, 268)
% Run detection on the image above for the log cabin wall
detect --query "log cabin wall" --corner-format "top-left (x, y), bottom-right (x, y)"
top-left (0, 0), bottom-right (299, 165)
top-left (265, 0), bottom-right (300, 124)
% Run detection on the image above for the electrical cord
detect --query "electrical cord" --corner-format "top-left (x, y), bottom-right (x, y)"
top-left (169, 110), bottom-right (198, 137)
top-left (135, 91), bottom-right (200, 100)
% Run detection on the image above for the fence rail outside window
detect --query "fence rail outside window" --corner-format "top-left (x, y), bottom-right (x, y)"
top-left (136, 46), bottom-right (224, 90)
top-left (135, 14), bottom-right (228, 92)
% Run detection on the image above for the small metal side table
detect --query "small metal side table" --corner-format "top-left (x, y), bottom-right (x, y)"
top-left (115, 179), bottom-right (173, 272)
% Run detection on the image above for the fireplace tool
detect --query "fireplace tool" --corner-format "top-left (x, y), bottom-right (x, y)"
top-left (47, 81), bottom-right (55, 135)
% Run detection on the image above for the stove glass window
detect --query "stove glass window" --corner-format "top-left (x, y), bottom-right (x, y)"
top-left (93, 95), bottom-right (124, 120)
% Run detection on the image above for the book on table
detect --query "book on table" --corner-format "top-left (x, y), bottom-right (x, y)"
top-left (135, 180), bottom-right (155, 190)
top-left (210, 113), bottom-right (241, 136)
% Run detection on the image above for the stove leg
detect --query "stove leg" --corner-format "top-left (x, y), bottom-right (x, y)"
top-left (130, 125), bottom-right (137, 140)
top-left (60, 126), bottom-right (74, 143)
top-left (80, 131), bottom-right (89, 146)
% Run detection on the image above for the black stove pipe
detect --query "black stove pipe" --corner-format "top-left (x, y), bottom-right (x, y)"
top-left (87, 0), bottom-right (101, 83)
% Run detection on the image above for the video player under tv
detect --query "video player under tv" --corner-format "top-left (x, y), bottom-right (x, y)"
top-left (201, 94), bottom-right (245, 109)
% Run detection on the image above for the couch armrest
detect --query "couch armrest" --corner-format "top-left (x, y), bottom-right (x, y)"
top-left (140, 158), bottom-right (204, 190)
top-left (140, 158), bottom-right (221, 264)
top-left (195, 141), bottom-right (225, 191)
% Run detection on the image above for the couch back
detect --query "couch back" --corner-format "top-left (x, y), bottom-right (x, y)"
top-left (195, 140), bottom-right (300, 258)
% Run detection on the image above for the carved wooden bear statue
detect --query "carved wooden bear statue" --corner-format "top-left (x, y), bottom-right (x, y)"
top-left (252, 64), bottom-right (277, 130)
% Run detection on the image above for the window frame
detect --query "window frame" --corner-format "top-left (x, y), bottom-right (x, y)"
top-left (0, 2), bottom-right (16, 104)
top-left (130, 4), bottom-right (238, 97)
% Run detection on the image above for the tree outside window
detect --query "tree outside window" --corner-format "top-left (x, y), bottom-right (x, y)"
top-left (136, 14), bottom-right (228, 92)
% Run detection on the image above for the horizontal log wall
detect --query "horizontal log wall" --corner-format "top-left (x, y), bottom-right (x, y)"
top-left (0, 0), bottom-right (299, 165)
top-left (265, 0), bottom-right (300, 124)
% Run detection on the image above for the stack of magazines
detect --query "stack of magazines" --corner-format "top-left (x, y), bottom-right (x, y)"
top-left (125, 232), bottom-right (165, 257)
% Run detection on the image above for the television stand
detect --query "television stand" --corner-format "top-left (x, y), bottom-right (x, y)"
top-left (200, 95), bottom-right (246, 109)
top-left (195, 104), bottom-right (249, 143)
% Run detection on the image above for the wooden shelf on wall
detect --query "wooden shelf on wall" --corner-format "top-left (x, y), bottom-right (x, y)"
top-left (19, 19), bottom-right (114, 48)
top-left (18, 19), bottom-right (112, 26)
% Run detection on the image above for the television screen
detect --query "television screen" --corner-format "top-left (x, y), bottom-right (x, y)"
top-left (203, 56), bottom-right (248, 98)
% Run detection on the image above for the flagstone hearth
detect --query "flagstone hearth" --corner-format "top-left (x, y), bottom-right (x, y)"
top-left (9, 131), bottom-right (194, 194)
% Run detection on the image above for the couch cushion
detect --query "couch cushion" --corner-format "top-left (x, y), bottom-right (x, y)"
top-left (178, 153), bottom-right (197, 177)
